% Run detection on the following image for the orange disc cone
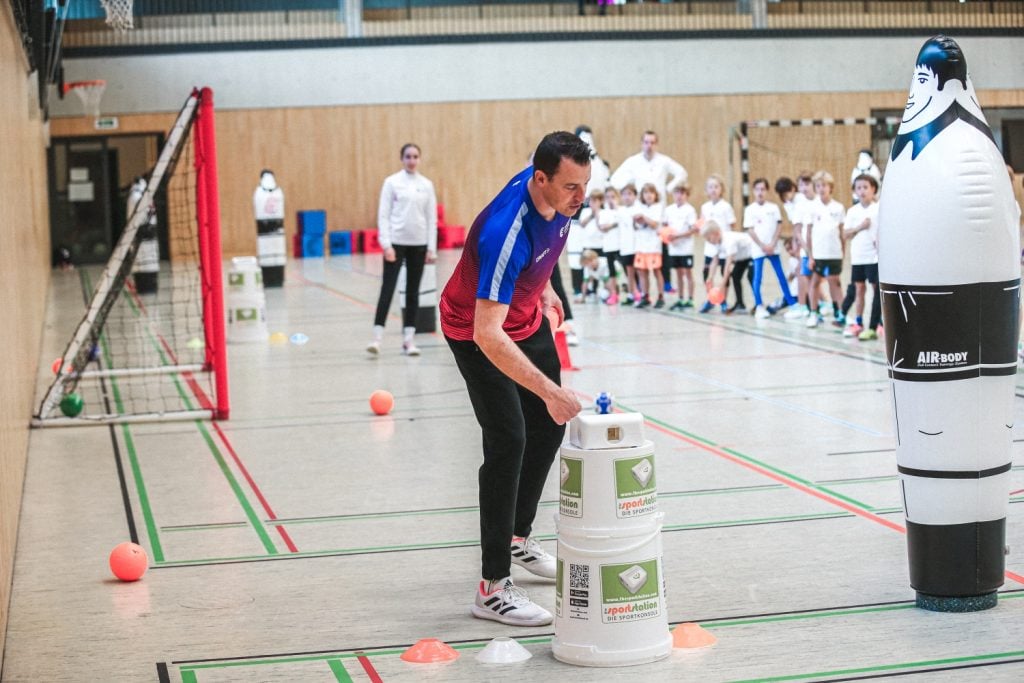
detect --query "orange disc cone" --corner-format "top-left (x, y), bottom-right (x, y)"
top-left (400, 638), bottom-right (460, 664)
top-left (672, 622), bottom-right (717, 649)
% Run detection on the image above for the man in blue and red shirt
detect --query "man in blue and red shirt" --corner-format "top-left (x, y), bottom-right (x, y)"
top-left (441, 131), bottom-right (589, 627)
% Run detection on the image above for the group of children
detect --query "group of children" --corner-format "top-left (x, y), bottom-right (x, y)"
top-left (567, 168), bottom-right (882, 341)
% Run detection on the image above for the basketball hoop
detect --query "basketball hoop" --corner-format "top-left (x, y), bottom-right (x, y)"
top-left (63, 80), bottom-right (107, 118)
top-left (99, 0), bottom-right (134, 31)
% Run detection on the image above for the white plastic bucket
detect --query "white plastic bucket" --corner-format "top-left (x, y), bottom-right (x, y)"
top-left (559, 441), bottom-right (658, 532)
top-left (553, 518), bottom-right (672, 667)
top-left (227, 256), bottom-right (263, 297)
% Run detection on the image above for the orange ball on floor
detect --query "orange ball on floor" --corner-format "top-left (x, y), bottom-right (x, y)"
top-left (708, 287), bottom-right (726, 305)
top-left (370, 390), bottom-right (394, 416)
top-left (109, 542), bottom-right (148, 581)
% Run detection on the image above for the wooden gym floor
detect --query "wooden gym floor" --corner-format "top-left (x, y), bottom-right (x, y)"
top-left (3, 251), bottom-right (1023, 681)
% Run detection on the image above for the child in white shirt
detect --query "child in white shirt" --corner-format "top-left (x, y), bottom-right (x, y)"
top-left (805, 171), bottom-right (846, 328)
top-left (700, 175), bottom-right (737, 312)
top-left (840, 174), bottom-right (881, 339)
top-left (662, 184), bottom-right (699, 310)
top-left (633, 183), bottom-right (666, 308)
top-left (745, 177), bottom-right (797, 318)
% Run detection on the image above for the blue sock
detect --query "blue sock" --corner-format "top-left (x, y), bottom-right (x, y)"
top-left (856, 316), bottom-right (863, 326)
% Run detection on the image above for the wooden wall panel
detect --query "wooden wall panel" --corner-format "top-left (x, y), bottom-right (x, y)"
top-left (50, 89), bottom-right (1024, 260)
top-left (0, 6), bottom-right (52, 672)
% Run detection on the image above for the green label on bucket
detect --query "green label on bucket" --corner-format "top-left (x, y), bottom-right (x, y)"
top-left (235, 307), bottom-right (259, 322)
top-left (559, 457), bottom-right (583, 518)
top-left (600, 558), bottom-right (660, 624)
top-left (555, 557), bottom-right (563, 617)
top-left (229, 273), bottom-right (245, 286)
top-left (614, 455), bottom-right (657, 518)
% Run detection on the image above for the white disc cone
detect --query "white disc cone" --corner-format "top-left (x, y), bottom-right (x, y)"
top-left (476, 637), bottom-right (532, 664)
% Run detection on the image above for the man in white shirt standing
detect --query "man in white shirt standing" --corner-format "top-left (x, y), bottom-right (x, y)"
top-left (610, 130), bottom-right (687, 295)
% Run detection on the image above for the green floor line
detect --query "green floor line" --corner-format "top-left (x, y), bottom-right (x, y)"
top-left (729, 649), bottom-right (1024, 683)
top-left (129, 294), bottom-right (280, 559)
top-left (162, 522), bottom-right (250, 533)
top-left (159, 484), bottom-right (792, 533)
top-left (82, 269), bottom-right (166, 564)
top-left (118, 424), bottom-right (166, 563)
top-left (172, 598), bottom-right (1024, 674)
top-left (628, 405), bottom-right (880, 513)
top-left (154, 509), bottom-right (864, 566)
top-left (326, 658), bottom-right (352, 683)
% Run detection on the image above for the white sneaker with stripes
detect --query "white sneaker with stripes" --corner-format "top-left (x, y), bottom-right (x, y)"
top-left (510, 536), bottom-right (556, 579)
top-left (471, 578), bottom-right (553, 627)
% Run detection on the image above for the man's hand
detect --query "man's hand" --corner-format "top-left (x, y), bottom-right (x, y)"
top-left (541, 284), bottom-right (564, 329)
top-left (544, 386), bottom-right (582, 425)
top-left (383, 247), bottom-right (396, 263)
top-left (425, 249), bottom-right (437, 264)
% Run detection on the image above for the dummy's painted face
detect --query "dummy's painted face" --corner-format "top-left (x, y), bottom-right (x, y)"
top-left (260, 172), bottom-right (277, 191)
top-left (401, 146), bottom-right (420, 173)
top-left (641, 134), bottom-right (657, 158)
top-left (900, 65), bottom-right (961, 133)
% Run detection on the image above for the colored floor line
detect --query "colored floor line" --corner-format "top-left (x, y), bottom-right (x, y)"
top-left (326, 658), bottom-right (352, 682)
top-left (581, 338), bottom-right (885, 436)
top-left (156, 483), bottom-right (790, 532)
top-left (80, 269), bottom-right (166, 562)
top-left (211, 421), bottom-right (299, 553)
top-left (150, 509), bottom-right (864, 567)
top-left (729, 650), bottom-right (1024, 683)
top-left (169, 594), bottom-right (1024, 674)
top-left (356, 653), bottom-right (383, 683)
top-left (613, 399), bottom-right (1024, 587)
top-left (122, 288), bottom-right (285, 558)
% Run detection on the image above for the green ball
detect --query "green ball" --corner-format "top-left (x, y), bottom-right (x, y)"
top-left (60, 393), bottom-right (84, 417)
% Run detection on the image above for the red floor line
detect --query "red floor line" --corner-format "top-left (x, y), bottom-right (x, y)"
top-left (642, 416), bottom-right (1024, 587)
top-left (211, 421), bottom-right (300, 554)
top-left (643, 419), bottom-right (909, 534)
top-left (355, 653), bottom-right (384, 683)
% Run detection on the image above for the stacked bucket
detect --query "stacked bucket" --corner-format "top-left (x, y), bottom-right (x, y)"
top-left (226, 256), bottom-right (268, 343)
top-left (553, 412), bottom-right (672, 667)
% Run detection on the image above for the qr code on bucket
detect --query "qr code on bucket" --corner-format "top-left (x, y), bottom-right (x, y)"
top-left (569, 563), bottom-right (589, 589)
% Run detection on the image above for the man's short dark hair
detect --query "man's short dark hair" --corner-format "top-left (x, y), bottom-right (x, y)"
top-left (916, 34), bottom-right (967, 92)
top-left (853, 173), bottom-right (879, 192)
top-left (533, 131), bottom-right (591, 178)
top-left (774, 176), bottom-right (796, 196)
top-left (752, 177), bottom-right (769, 190)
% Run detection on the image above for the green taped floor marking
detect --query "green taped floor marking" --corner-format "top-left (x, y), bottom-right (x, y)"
top-left (83, 270), bottom-right (166, 563)
top-left (131, 298), bottom-right (279, 559)
top-left (155, 507), bottom-right (865, 565)
top-left (180, 670), bottom-right (198, 683)
top-left (327, 658), bottom-right (352, 682)
top-left (119, 423), bottom-right (165, 563)
top-left (172, 598), bottom-right (1024, 674)
top-left (729, 648), bottom-right (1024, 682)
top-left (622, 402), bottom-right (879, 512)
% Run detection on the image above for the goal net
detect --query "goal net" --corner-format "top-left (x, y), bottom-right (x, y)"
top-left (35, 87), bottom-right (229, 426)
top-left (732, 115), bottom-right (901, 224)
